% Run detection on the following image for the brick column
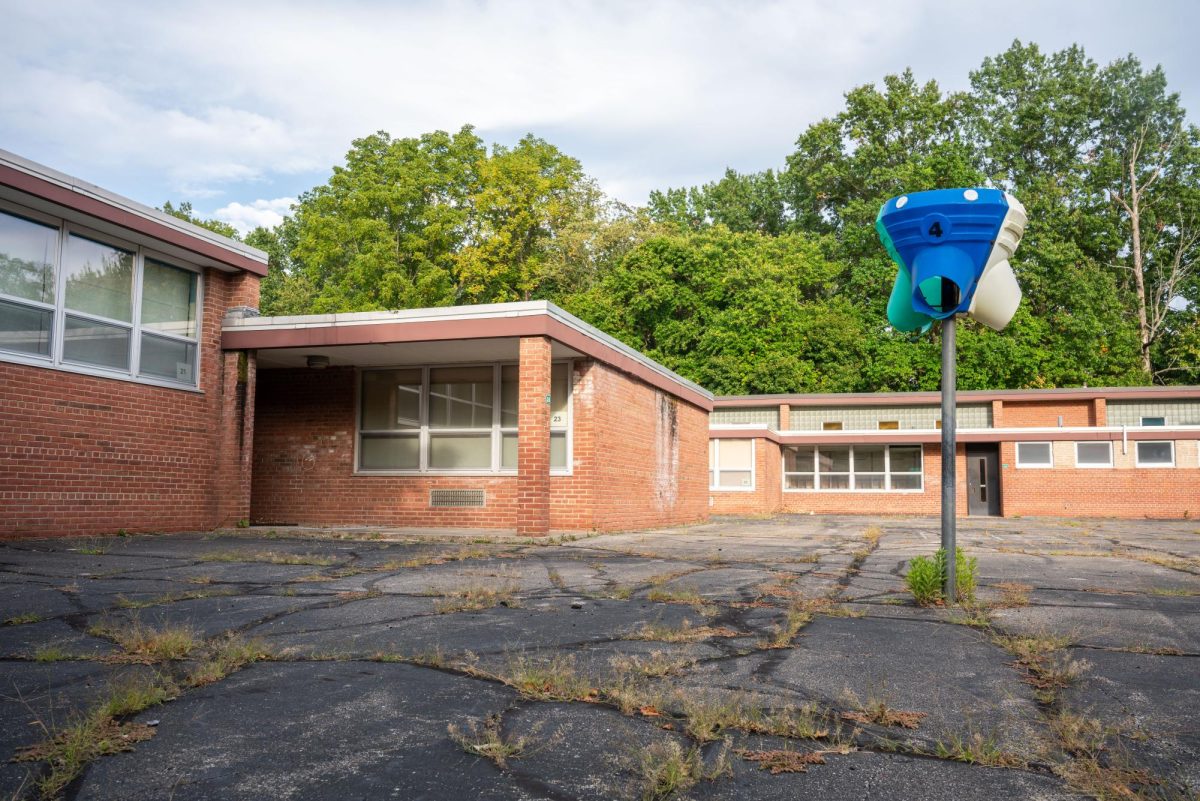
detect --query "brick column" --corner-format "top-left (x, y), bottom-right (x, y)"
top-left (991, 399), bottom-right (1004, 428)
top-left (1093, 398), bottom-right (1107, 426)
top-left (778, 403), bottom-right (790, 431)
top-left (215, 349), bottom-right (256, 527)
top-left (517, 336), bottom-right (552, 536)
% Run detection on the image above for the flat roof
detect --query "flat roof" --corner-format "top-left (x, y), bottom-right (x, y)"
top-left (0, 149), bottom-right (268, 276)
top-left (223, 301), bottom-right (714, 410)
top-left (715, 386), bottom-right (1200, 407)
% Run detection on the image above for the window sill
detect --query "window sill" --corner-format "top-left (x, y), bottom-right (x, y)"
top-left (0, 351), bottom-right (203, 394)
top-left (783, 488), bottom-right (925, 494)
top-left (354, 470), bottom-right (573, 477)
top-left (709, 486), bottom-right (757, 492)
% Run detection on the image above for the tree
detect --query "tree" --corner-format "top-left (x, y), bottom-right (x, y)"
top-left (160, 201), bottom-right (241, 240)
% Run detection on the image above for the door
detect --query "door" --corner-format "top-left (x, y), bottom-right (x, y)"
top-left (966, 445), bottom-right (1000, 516)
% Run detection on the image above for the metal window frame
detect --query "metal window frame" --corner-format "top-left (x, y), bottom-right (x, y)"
top-left (1015, 441), bottom-right (1054, 468)
top-left (781, 444), bottom-right (925, 493)
top-left (1074, 441), bottom-right (1113, 469)
top-left (709, 437), bottom-right (756, 492)
top-left (1134, 440), bottom-right (1175, 468)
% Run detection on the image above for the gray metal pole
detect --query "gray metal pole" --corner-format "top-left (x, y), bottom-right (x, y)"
top-left (940, 304), bottom-right (957, 604)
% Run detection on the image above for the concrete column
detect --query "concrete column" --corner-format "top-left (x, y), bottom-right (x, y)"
top-left (517, 336), bottom-right (552, 536)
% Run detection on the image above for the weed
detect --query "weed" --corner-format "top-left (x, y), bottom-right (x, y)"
top-left (14, 673), bottom-right (175, 799)
top-left (186, 635), bottom-right (271, 687)
top-left (1148, 587), bottom-right (1197, 597)
top-left (490, 653), bottom-right (596, 702)
top-left (198, 550), bottom-right (339, 566)
top-left (1048, 711), bottom-right (1110, 757)
top-left (236, 518), bottom-right (250, 528)
top-left (992, 632), bottom-right (1089, 705)
top-left (905, 548), bottom-right (978, 605)
top-left (610, 651), bottom-right (695, 679)
top-left (863, 526), bottom-right (883, 548)
top-left (934, 731), bottom-right (1025, 767)
top-left (185, 575), bottom-right (216, 585)
top-left (646, 584), bottom-right (709, 609)
top-left (5, 612), bottom-right (44, 626)
top-left (840, 692), bottom-right (927, 730)
top-left (89, 619), bottom-right (200, 663)
top-left (947, 606), bottom-right (992, 629)
top-left (739, 748), bottom-right (826, 774)
top-left (546, 568), bottom-right (566, 590)
top-left (678, 694), bottom-right (831, 742)
top-left (448, 714), bottom-right (540, 768)
top-left (1119, 644), bottom-right (1184, 656)
top-left (33, 645), bottom-right (75, 663)
top-left (74, 539), bottom-right (112, 556)
top-left (430, 583), bottom-right (518, 613)
top-left (993, 582), bottom-right (1033, 607)
top-left (627, 620), bottom-right (738, 643)
top-left (637, 739), bottom-right (731, 801)
top-left (114, 588), bottom-right (233, 609)
top-left (760, 603), bottom-right (813, 649)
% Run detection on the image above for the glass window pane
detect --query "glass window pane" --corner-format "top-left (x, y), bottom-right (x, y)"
top-left (718, 470), bottom-right (753, 488)
top-left (429, 433), bottom-right (491, 469)
top-left (818, 447), bottom-right (850, 473)
top-left (822, 421), bottom-right (843, 431)
top-left (1076, 442), bottom-right (1112, 466)
top-left (360, 434), bottom-right (419, 470)
top-left (890, 446), bottom-right (922, 473)
top-left (502, 432), bottom-right (518, 469)
top-left (64, 234), bottom-right (133, 321)
top-left (361, 369), bottom-right (421, 430)
top-left (783, 447), bottom-right (814, 473)
top-left (1141, 417), bottom-right (1165, 427)
top-left (1137, 442), bottom-right (1173, 465)
top-left (785, 474), bottom-right (814, 490)
top-left (891, 474), bottom-right (922, 490)
top-left (141, 259), bottom-right (197, 338)
top-left (139, 333), bottom-right (196, 383)
top-left (855, 445), bottom-right (886, 472)
top-left (856, 475), bottom-right (885, 490)
top-left (500, 365), bottom-right (519, 427)
top-left (0, 299), bottom-right (52, 356)
top-left (551, 431), bottom-right (567, 469)
top-left (429, 366), bottom-right (493, 429)
top-left (63, 315), bottom-right (130, 370)
top-left (820, 474), bottom-right (850, 489)
top-left (1017, 442), bottom-right (1052, 466)
top-left (0, 210), bottom-right (57, 304)
top-left (718, 439), bottom-right (754, 471)
top-left (878, 421), bottom-right (900, 430)
top-left (551, 363), bottom-right (570, 427)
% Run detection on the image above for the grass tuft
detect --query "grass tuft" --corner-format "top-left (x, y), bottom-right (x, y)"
top-left (198, 550), bottom-right (340, 566)
top-left (430, 583), bottom-right (519, 613)
top-left (627, 619), bottom-right (738, 643)
top-left (89, 619), bottom-right (201, 663)
top-left (6, 612), bottom-right (45, 626)
top-left (448, 714), bottom-right (540, 768)
top-left (637, 739), bottom-right (731, 801)
top-left (739, 748), bottom-right (826, 774)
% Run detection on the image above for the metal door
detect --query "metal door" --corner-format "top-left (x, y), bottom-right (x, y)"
top-left (966, 446), bottom-right (1000, 516)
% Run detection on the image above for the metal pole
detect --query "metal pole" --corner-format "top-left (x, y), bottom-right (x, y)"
top-left (940, 282), bottom-right (958, 604)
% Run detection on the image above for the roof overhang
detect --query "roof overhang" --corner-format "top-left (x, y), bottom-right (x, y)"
top-left (0, 150), bottom-right (268, 276)
top-left (709, 425), bottom-right (1200, 444)
top-left (714, 386), bottom-right (1200, 407)
top-left (224, 301), bottom-right (714, 410)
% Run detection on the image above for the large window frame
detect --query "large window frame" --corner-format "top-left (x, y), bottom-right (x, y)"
top-left (1135, 440), bottom-right (1174, 468)
top-left (0, 200), bottom-right (203, 391)
top-left (355, 361), bottom-right (573, 476)
top-left (1074, 441), bottom-right (1113, 468)
top-left (781, 444), bottom-right (924, 492)
top-left (709, 438), bottom-right (756, 491)
top-left (1015, 441), bottom-right (1053, 468)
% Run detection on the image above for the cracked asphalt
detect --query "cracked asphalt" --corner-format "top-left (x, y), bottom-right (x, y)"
top-left (2, 515), bottom-right (1198, 800)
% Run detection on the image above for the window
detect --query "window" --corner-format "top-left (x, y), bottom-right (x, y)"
top-left (783, 444), bottom-right (923, 491)
top-left (0, 206), bottom-right (201, 387)
top-left (822, 421), bottom-right (843, 431)
top-left (710, 439), bottom-right (754, 490)
top-left (1135, 441), bottom-right (1174, 467)
top-left (1016, 442), bottom-right (1053, 468)
top-left (878, 421), bottom-right (900, 430)
top-left (1075, 441), bottom-right (1112, 468)
top-left (358, 362), bottom-right (572, 474)
top-left (1141, 416), bottom-right (1166, 427)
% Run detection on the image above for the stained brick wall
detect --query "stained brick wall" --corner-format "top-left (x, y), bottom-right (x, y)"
top-left (0, 267), bottom-right (257, 538)
top-left (249, 358), bottom-right (710, 532)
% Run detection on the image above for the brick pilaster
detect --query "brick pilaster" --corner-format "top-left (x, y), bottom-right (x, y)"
top-left (1093, 398), bottom-right (1107, 426)
top-left (992, 399), bottom-right (1004, 428)
top-left (216, 349), bottom-right (256, 526)
top-left (517, 336), bottom-right (552, 535)
top-left (778, 404), bottom-right (790, 432)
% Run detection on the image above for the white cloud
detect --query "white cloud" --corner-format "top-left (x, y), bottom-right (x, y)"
top-left (0, 0), bottom-right (1196, 211)
top-left (213, 198), bottom-right (297, 236)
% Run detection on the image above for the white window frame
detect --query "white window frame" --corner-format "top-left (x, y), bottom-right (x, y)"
top-left (1015, 441), bottom-right (1054, 468)
top-left (0, 199), bottom-right (204, 392)
top-left (1074, 441), bottom-right (1113, 468)
top-left (355, 360), bottom-right (573, 477)
top-left (1135, 440), bottom-right (1175, 468)
top-left (782, 444), bottom-right (924, 493)
top-left (709, 438), bottom-right (756, 492)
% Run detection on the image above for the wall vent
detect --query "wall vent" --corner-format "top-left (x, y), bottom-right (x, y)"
top-left (430, 489), bottom-right (486, 508)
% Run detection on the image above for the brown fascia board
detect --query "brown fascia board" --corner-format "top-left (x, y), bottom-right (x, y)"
top-left (714, 385), bottom-right (1200, 407)
top-left (709, 427), bottom-right (1200, 444)
top-left (222, 302), bottom-right (715, 411)
top-left (0, 153), bottom-right (268, 276)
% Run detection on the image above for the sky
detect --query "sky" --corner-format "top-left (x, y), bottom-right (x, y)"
top-left (1, 0), bottom-right (1197, 235)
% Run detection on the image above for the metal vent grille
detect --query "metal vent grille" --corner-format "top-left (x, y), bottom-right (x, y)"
top-left (430, 489), bottom-right (486, 508)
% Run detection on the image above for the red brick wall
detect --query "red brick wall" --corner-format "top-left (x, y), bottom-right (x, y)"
top-left (0, 267), bottom-right (257, 538)
top-left (250, 359), bottom-right (709, 532)
top-left (517, 337), bottom-right (551, 535)
top-left (999, 440), bottom-right (1200, 518)
top-left (1003, 400), bottom-right (1095, 427)
top-left (709, 437), bottom-right (782, 515)
top-left (587, 361), bottom-right (710, 531)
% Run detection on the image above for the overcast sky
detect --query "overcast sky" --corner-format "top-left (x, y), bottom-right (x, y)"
top-left (2, 0), bottom-right (1196, 235)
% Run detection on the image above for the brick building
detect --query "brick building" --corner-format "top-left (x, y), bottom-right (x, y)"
top-left (1, 151), bottom-right (1198, 537)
